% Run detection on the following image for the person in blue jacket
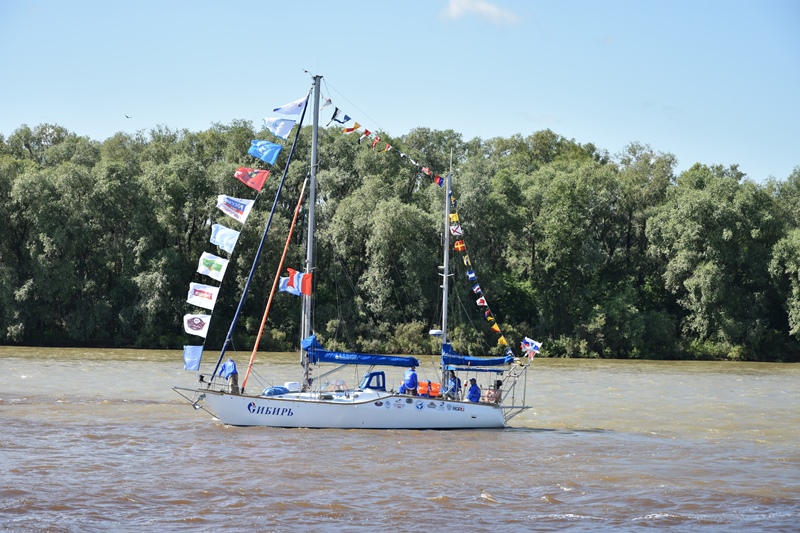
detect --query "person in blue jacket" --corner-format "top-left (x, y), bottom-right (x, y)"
top-left (218, 358), bottom-right (240, 395)
top-left (399, 365), bottom-right (418, 395)
top-left (466, 377), bottom-right (481, 403)
top-left (444, 370), bottom-right (462, 399)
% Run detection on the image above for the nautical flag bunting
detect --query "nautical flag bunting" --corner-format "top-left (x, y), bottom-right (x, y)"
top-left (210, 224), bottom-right (240, 254)
top-left (343, 122), bottom-right (361, 134)
top-left (327, 107), bottom-right (351, 126)
top-left (183, 313), bottom-right (211, 338)
top-left (187, 283), bottom-right (220, 311)
top-left (216, 195), bottom-right (255, 224)
top-left (183, 345), bottom-right (203, 371)
top-left (263, 117), bottom-right (296, 140)
top-left (234, 167), bottom-right (270, 192)
top-left (273, 97), bottom-right (307, 115)
top-left (279, 268), bottom-right (312, 296)
top-left (247, 140), bottom-right (283, 165)
top-left (197, 252), bottom-right (229, 282)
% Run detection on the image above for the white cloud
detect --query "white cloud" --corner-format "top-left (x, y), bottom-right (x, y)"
top-left (440, 0), bottom-right (520, 26)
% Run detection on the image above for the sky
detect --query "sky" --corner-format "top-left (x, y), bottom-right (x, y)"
top-left (1, 0), bottom-right (798, 182)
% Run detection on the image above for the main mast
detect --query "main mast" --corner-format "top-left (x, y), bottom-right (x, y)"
top-left (440, 162), bottom-right (453, 385)
top-left (301, 74), bottom-right (321, 389)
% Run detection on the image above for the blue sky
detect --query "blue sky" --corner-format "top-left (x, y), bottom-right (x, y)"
top-left (1, 0), bottom-right (798, 182)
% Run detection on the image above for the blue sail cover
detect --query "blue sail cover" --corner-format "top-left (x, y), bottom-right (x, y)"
top-left (302, 335), bottom-right (420, 368)
top-left (441, 343), bottom-right (513, 367)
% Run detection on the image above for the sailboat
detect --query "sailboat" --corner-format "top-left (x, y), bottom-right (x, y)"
top-left (174, 75), bottom-right (533, 429)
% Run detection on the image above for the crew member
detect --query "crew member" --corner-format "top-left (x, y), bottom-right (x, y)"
top-left (444, 370), bottom-right (462, 400)
top-left (399, 365), bottom-right (418, 395)
top-left (218, 358), bottom-right (240, 395)
top-left (466, 377), bottom-right (481, 403)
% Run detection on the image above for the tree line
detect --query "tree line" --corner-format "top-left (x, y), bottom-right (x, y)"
top-left (1, 122), bottom-right (798, 361)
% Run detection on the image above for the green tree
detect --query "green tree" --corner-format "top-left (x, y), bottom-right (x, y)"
top-left (647, 164), bottom-right (784, 359)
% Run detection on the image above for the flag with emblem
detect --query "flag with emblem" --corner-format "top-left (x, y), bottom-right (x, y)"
top-left (234, 167), bottom-right (270, 192)
top-left (187, 283), bottom-right (220, 311)
top-left (183, 314), bottom-right (211, 338)
top-left (197, 252), bottom-right (229, 282)
top-left (247, 140), bottom-right (283, 165)
top-left (216, 195), bottom-right (255, 224)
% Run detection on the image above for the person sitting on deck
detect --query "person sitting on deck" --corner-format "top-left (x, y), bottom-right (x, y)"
top-left (485, 380), bottom-right (502, 404)
top-left (466, 377), bottom-right (481, 403)
top-left (398, 366), bottom-right (418, 395)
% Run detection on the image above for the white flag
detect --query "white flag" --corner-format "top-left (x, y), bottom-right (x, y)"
top-left (273, 96), bottom-right (306, 115)
top-left (183, 314), bottom-right (211, 338)
top-left (197, 252), bottom-right (228, 282)
top-left (263, 117), bottom-right (296, 140)
top-left (216, 195), bottom-right (254, 224)
top-left (210, 224), bottom-right (239, 254)
top-left (187, 283), bottom-right (219, 311)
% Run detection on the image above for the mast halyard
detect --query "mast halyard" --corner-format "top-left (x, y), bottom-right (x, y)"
top-left (301, 74), bottom-right (322, 390)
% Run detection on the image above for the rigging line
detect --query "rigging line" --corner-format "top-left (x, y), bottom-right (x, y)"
top-left (453, 287), bottom-right (491, 356)
top-left (389, 258), bottom-right (412, 325)
top-left (321, 78), bottom-right (386, 134)
top-left (333, 254), bottom-right (359, 346)
top-left (331, 256), bottom-right (348, 345)
top-left (322, 77), bottom-right (457, 195)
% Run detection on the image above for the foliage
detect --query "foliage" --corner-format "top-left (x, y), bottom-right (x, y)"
top-left (0, 121), bottom-right (798, 361)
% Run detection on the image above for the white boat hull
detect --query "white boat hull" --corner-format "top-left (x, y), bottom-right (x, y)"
top-left (186, 388), bottom-right (506, 429)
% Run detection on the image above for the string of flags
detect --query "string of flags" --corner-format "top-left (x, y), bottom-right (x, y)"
top-left (446, 190), bottom-right (516, 359)
top-left (183, 95), bottom-right (310, 371)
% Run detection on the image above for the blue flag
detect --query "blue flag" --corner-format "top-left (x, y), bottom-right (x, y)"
top-left (248, 140), bottom-right (283, 165)
top-left (183, 345), bottom-right (203, 371)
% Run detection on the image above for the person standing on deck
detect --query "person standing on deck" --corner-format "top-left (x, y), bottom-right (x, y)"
top-left (444, 370), bottom-right (462, 399)
top-left (466, 377), bottom-right (481, 403)
top-left (218, 358), bottom-right (240, 395)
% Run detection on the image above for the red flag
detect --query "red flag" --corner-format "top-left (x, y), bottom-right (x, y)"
top-left (358, 129), bottom-right (372, 144)
top-left (234, 168), bottom-right (270, 192)
top-left (454, 240), bottom-right (466, 252)
top-left (421, 167), bottom-right (432, 176)
top-left (371, 136), bottom-right (381, 149)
